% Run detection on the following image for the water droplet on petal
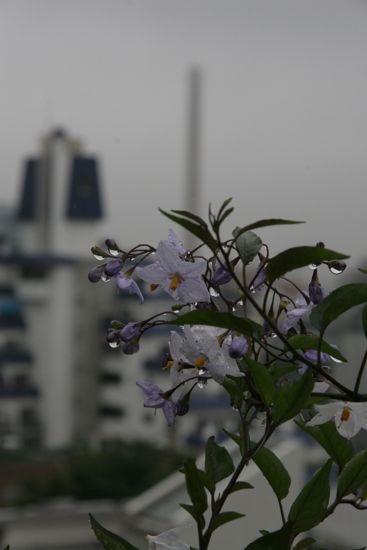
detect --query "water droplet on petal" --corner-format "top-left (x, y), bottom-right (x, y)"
top-left (101, 273), bottom-right (111, 282)
top-left (108, 341), bottom-right (120, 349)
top-left (308, 263), bottom-right (319, 270)
top-left (209, 287), bottom-right (220, 297)
top-left (329, 261), bottom-right (346, 275)
top-left (231, 404), bottom-right (239, 412)
top-left (198, 368), bottom-right (206, 376)
top-left (197, 379), bottom-right (207, 389)
top-left (237, 299), bottom-right (244, 306)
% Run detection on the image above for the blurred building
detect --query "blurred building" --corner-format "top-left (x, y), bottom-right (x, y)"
top-left (0, 128), bottom-right (236, 451)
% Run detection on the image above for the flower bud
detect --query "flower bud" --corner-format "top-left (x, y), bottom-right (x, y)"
top-left (176, 394), bottom-right (190, 416)
top-left (211, 266), bottom-right (232, 285)
top-left (104, 259), bottom-right (122, 277)
top-left (88, 265), bottom-right (105, 283)
top-left (229, 335), bottom-right (248, 359)
top-left (119, 322), bottom-right (140, 342)
top-left (122, 340), bottom-right (140, 355)
top-left (309, 270), bottom-right (323, 304)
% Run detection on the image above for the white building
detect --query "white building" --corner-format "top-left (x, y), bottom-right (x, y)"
top-left (0, 128), bottom-right (237, 451)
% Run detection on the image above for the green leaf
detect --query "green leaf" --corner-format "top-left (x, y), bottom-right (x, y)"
top-left (338, 450), bottom-right (367, 497)
top-left (229, 481), bottom-right (254, 494)
top-left (269, 363), bottom-right (299, 380)
top-left (266, 246), bottom-right (348, 284)
top-left (296, 420), bottom-right (354, 470)
top-left (272, 369), bottom-right (313, 425)
top-left (159, 208), bottom-right (217, 251)
top-left (171, 209), bottom-right (208, 227)
top-left (217, 197), bottom-right (233, 219)
top-left (244, 357), bottom-right (275, 405)
top-left (183, 458), bottom-right (208, 516)
top-left (362, 304), bottom-right (367, 338)
top-left (288, 460), bottom-right (332, 533)
top-left (234, 218), bottom-right (304, 240)
top-left (252, 445), bottom-right (291, 501)
top-left (89, 514), bottom-right (138, 550)
top-left (218, 207), bottom-right (234, 225)
top-left (244, 523), bottom-right (293, 549)
top-left (180, 503), bottom-right (202, 524)
top-left (171, 310), bottom-right (263, 339)
top-left (293, 537), bottom-right (316, 550)
top-left (233, 229), bottom-right (262, 266)
top-left (205, 436), bottom-right (235, 492)
top-left (211, 511), bottom-right (245, 532)
top-left (222, 376), bottom-right (247, 410)
top-left (310, 283), bottom-right (367, 332)
top-left (359, 268), bottom-right (367, 275)
top-left (287, 334), bottom-right (347, 363)
top-left (297, 419), bottom-right (354, 468)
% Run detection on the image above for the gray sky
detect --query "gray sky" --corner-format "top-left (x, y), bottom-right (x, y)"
top-left (1, 0), bottom-right (367, 261)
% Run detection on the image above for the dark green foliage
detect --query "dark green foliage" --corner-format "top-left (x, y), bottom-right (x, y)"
top-left (266, 247), bottom-right (348, 284)
top-left (310, 283), bottom-right (367, 332)
top-left (171, 310), bottom-right (263, 339)
top-left (338, 450), bottom-right (367, 497)
top-left (252, 446), bottom-right (291, 501)
top-left (10, 443), bottom-right (184, 505)
top-left (204, 436), bottom-right (234, 492)
top-left (286, 334), bottom-right (347, 363)
top-left (244, 523), bottom-right (293, 549)
top-left (272, 369), bottom-right (313, 425)
top-left (89, 514), bottom-right (138, 550)
top-left (288, 460), bottom-right (332, 533)
top-left (296, 420), bottom-right (354, 471)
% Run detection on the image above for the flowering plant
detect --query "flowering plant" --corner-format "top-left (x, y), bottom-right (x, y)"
top-left (88, 200), bottom-right (367, 549)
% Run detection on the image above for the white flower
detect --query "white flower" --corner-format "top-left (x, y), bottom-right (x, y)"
top-left (307, 401), bottom-right (367, 439)
top-left (136, 239), bottom-right (210, 303)
top-left (146, 527), bottom-right (190, 549)
top-left (169, 325), bottom-right (243, 384)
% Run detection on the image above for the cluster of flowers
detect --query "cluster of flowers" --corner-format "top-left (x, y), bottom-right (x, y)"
top-left (89, 223), bottom-right (367, 441)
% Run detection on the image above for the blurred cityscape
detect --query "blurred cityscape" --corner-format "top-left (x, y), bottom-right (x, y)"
top-left (0, 128), bottom-right (365, 549)
top-left (0, 128), bottom-right (245, 549)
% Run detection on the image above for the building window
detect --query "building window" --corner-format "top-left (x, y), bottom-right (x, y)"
top-left (99, 372), bottom-right (122, 384)
top-left (98, 405), bottom-right (125, 418)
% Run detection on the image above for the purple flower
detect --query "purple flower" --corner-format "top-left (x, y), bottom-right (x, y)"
top-left (119, 322), bottom-right (140, 342)
top-left (281, 294), bottom-right (311, 332)
top-left (211, 266), bottom-right (232, 286)
top-left (136, 380), bottom-right (177, 426)
top-left (116, 274), bottom-right (144, 303)
top-left (136, 239), bottom-right (210, 303)
top-left (229, 335), bottom-right (248, 358)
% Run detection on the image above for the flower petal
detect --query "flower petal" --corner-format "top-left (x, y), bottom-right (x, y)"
top-left (306, 402), bottom-right (343, 426)
top-left (156, 241), bottom-right (180, 273)
top-left (178, 278), bottom-right (210, 303)
top-left (135, 264), bottom-right (167, 284)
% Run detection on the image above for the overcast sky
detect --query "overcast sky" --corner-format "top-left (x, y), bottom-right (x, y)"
top-left (1, 0), bottom-right (367, 262)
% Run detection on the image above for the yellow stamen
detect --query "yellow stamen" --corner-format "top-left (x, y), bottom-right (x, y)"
top-left (166, 360), bottom-right (174, 369)
top-left (169, 273), bottom-right (182, 291)
top-left (150, 283), bottom-right (159, 292)
top-left (341, 406), bottom-right (351, 422)
top-left (194, 355), bottom-right (207, 368)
